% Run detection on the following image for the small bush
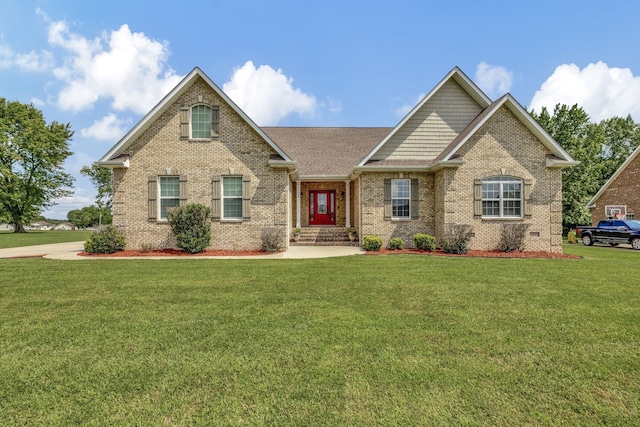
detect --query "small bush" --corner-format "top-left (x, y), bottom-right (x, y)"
top-left (261, 228), bottom-right (284, 252)
top-left (440, 225), bottom-right (473, 254)
top-left (414, 233), bottom-right (436, 251)
top-left (84, 226), bottom-right (126, 254)
top-left (497, 223), bottom-right (530, 252)
top-left (167, 203), bottom-right (212, 253)
top-left (363, 235), bottom-right (382, 251)
top-left (388, 237), bottom-right (404, 250)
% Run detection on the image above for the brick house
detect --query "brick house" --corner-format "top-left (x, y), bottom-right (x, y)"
top-left (587, 144), bottom-right (640, 223)
top-left (98, 66), bottom-right (576, 252)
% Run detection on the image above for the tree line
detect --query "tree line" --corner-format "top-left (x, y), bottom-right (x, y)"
top-left (2, 99), bottom-right (639, 233)
top-left (531, 105), bottom-right (640, 231)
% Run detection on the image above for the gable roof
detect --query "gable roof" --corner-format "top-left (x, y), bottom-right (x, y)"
top-left (98, 67), bottom-right (292, 166)
top-left (358, 67), bottom-right (576, 170)
top-left (587, 144), bottom-right (640, 208)
top-left (263, 127), bottom-right (392, 178)
top-left (434, 94), bottom-right (577, 167)
top-left (358, 67), bottom-right (492, 166)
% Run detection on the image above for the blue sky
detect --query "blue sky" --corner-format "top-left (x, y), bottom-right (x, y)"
top-left (2, 0), bottom-right (640, 218)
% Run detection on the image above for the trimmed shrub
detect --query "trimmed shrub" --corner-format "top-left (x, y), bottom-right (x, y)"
top-left (261, 228), bottom-right (284, 252)
top-left (440, 225), bottom-right (473, 254)
top-left (167, 203), bottom-right (211, 253)
top-left (414, 233), bottom-right (436, 251)
top-left (363, 235), bottom-right (382, 251)
top-left (497, 223), bottom-right (530, 252)
top-left (84, 226), bottom-right (126, 254)
top-left (388, 237), bottom-right (404, 250)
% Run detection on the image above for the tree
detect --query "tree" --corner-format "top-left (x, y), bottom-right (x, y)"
top-left (531, 104), bottom-right (603, 230)
top-left (0, 99), bottom-right (74, 232)
top-left (80, 163), bottom-right (112, 210)
top-left (599, 115), bottom-right (640, 180)
top-left (67, 205), bottom-right (112, 229)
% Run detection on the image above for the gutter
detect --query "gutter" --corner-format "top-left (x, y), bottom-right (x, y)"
top-left (350, 159), bottom-right (464, 177)
top-left (96, 156), bottom-right (130, 169)
top-left (546, 157), bottom-right (580, 169)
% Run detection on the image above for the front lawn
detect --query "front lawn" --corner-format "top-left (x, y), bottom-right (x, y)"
top-left (0, 245), bottom-right (638, 425)
top-left (0, 230), bottom-right (92, 249)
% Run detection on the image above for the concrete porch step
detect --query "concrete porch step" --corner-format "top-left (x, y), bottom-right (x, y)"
top-left (291, 227), bottom-right (359, 246)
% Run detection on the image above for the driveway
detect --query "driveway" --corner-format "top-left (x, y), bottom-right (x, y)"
top-left (0, 242), bottom-right (364, 260)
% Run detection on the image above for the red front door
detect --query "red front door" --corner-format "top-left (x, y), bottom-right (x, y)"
top-left (309, 190), bottom-right (335, 225)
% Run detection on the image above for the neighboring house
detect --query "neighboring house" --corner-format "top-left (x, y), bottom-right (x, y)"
top-left (28, 221), bottom-right (53, 231)
top-left (98, 66), bottom-right (576, 253)
top-left (54, 222), bottom-right (75, 231)
top-left (587, 144), bottom-right (640, 223)
top-left (0, 224), bottom-right (13, 231)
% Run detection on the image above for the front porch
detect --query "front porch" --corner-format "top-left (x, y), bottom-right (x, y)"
top-left (292, 180), bottom-right (355, 229)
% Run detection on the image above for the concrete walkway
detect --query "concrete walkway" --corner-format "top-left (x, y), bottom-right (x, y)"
top-left (0, 242), bottom-right (364, 260)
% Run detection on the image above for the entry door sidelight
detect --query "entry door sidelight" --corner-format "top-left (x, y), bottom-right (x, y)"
top-left (309, 190), bottom-right (335, 225)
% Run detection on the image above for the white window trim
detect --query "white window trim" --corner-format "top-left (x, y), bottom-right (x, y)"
top-left (158, 176), bottom-right (180, 221)
top-left (190, 104), bottom-right (211, 140)
top-left (391, 178), bottom-right (411, 220)
top-left (482, 177), bottom-right (523, 218)
top-left (222, 176), bottom-right (243, 220)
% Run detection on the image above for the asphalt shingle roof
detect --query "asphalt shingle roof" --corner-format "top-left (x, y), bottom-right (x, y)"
top-left (263, 127), bottom-right (392, 177)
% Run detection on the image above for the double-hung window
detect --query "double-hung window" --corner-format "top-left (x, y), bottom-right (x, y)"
top-left (223, 176), bottom-right (243, 219)
top-left (482, 177), bottom-right (522, 218)
top-left (159, 176), bottom-right (180, 220)
top-left (191, 105), bottom-right (211, 139)
top-left (391, 179), bottom-right (410, 219)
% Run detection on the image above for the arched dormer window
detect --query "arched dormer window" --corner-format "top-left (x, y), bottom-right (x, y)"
top-left (191, 104), bottom-right (211, 139)
top-left (474, 176), bottom-right (531, 218)
top-left (180, 104), bottom-right (220, 140)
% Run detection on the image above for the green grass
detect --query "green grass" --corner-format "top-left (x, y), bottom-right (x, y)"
top-left (0, 230), bottom-right (91, 249)
top-left (0, 244), bottom-right (638, 425)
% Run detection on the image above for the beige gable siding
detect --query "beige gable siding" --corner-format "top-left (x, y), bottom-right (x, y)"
top-left (111, 76), bottom-right (289, 250)
top-left (372, 80), bottom-right (484, 161)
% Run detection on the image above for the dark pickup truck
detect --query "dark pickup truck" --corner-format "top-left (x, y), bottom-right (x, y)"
top-left (575, 219), bottom-right (640, 250)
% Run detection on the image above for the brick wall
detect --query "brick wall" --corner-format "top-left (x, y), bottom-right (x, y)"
top-left (359, 172), bottom-right (436, 248)
top-left (439, 107), bottom-right (563, 252)
top-left (358, 106), bottom-right (563, 253)
top-left (590, 151), bottom-right (640, 223)
top-left (111, 76), bottom-right (289, 250)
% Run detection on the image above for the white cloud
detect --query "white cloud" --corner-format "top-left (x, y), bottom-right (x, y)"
top-left (47, 21), bottom-right (183, 114)
top-left (42, 192), bottom-right (94, 219)
top-left (223, 61), bottom-right (317, 125)
top-left (30, 97), bottom-right (46, 107)
top-left (529, 62), bottom-right (640, 122)
top-left (80, 113), bottom-right (129, 141)
top-left (326, 96), bottom-right (342, 114)
top-left (0, 41), bottom-right (53, 72)
top-left (475, 62), bottom-right (513, 98)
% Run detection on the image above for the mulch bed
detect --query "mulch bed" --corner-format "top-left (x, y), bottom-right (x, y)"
top-left (80, 248), bottom-right (580, 259)
top-left (365, 248), bottom-right (580, 259)
top-left (79, 248), bottom-right (274, 257)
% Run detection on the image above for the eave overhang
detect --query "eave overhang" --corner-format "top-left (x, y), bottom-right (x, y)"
top-left (296, 174), bottom-right (351, 182)
top-left (546, 155), bottom-right (580, 169)
top-left (350, 159), bottom-right (464, 177)
top-left (96, 155), bottom-right (130, 169)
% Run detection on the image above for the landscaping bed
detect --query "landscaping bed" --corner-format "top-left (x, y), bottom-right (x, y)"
top-left (79, 247), bottom-right (580, 259)
top-left (79, 248), bottom-right (274, 257)
top-left (367, 248), bottom-right (580, 259)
